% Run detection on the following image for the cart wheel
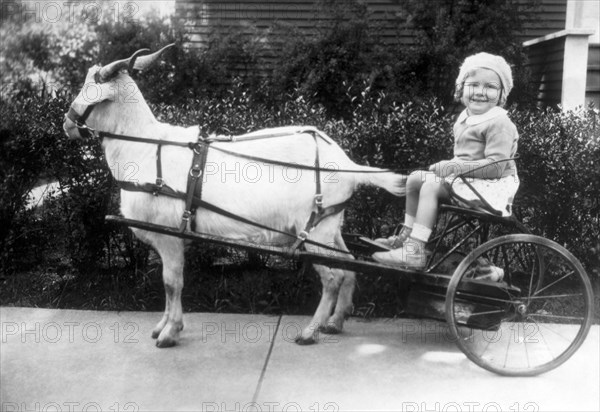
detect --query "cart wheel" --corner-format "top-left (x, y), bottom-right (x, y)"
top-left (445, 234), bottom-right (594, 376)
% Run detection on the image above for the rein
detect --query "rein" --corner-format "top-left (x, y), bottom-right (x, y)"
top-left (97, 130), bottom-right (393, 174)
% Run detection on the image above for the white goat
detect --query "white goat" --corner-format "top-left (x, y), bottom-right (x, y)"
top-left (63, 46), bottom-right (406, 347)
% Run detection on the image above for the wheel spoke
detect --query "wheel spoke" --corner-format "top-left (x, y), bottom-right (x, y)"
top-left (524, 323), bottom-right (531, 369)
top-left (503, 326), bottom-right (512, 368)
top-left (527, 313), bottom-right (584, 321)
top-left (527, 293), bottom-right (583, 300)
top-left (527, 245), bottom-right (536, 300)
top-left (464, 309), bottom-right (507, 317)
top-left (528, 316), bottom-right (556, 359)
top-left (515, 242), bottom-right (532, 274)
top-left (477, 333), bottom-right (493, 356)
top-left (529, 317), bottom-right (579, 344)
top-left (533, 270), bottom-right (575, 297)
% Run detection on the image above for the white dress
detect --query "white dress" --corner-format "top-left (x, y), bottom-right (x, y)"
top-left (446, 173), bottom-right (520, 216)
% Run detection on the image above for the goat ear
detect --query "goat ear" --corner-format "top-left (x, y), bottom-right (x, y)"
top-left (132, 43), bottom-right (175, 71)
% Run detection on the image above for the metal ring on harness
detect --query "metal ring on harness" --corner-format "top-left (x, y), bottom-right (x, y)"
top-left (189, 166), bottom-right (202, 178)
top-left (314, 194), bottom-right (324, 207)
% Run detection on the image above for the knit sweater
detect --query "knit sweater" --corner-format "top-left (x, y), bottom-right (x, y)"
top-left (452, 107), bottom-right (518, 179)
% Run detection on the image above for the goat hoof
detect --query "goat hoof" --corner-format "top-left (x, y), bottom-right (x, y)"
top-left (295, 336), bottom-right (316, 345)
top-left (151, 330), bottom-right (160, 339)
top-left (156, 337), bottom-right (177, 348)
top-left (319, 324), bottom-right (342, 335)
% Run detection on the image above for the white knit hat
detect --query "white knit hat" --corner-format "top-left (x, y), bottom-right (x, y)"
top-left (454, 52), bottom-right (513, 106)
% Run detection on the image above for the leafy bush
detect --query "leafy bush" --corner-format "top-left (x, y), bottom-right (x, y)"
top-left (513, 107), bottom-right (600, 276)
top-left (270, 1), bottom-right (398, 118)
top-left (394, 0), bottom-right (539, 108)
top-left (0, 95), bottom-right (115, 273)
top-left (266, 0), bottom-right (539, 118)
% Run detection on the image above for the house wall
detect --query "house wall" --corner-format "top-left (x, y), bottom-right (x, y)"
top-left (587, 44), bottom-right (600, 108)
top-left (521, 0), bottom-right (568, 42)
top-left (525, 35), bottom-right (565, 107)
top-left (176, 0), bottom-right (600, 108)
top-left (176, 0), bottom-right (566, 48)
top-left (523, 0), bottom-right (599, 109)
top-left (176, 0), bottom-right (413, 49)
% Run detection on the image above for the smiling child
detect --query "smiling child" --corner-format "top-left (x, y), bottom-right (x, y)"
top-left (372, 52), bottom-right (520, 268)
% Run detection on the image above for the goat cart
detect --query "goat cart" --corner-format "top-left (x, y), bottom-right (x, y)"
top-left (106, 182), bottom-right (595, 377)
top-left (64, 44), bottom-right (593, 377)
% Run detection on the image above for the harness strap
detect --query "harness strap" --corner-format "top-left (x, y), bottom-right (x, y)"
top-left (100, 131), bottom-right (193, 147)
top-left (67, 105), bottom-right (95, 125)
top-left (154, 144), bottom-right (164, 195)
top-left (93, 121), bottom-right (354, 254)
top-left (312, 133), bottom-right (323, 215)
top-left (67, 106), bottom-right (97, 138)
top-left (116, 181), bottom-right (350, 254)
top-left (100, 131), bottom-right (391, 174)
top-left (117, 181), bottom-right (180, 198)
top-left (208, 143), bottom-right (391, 173)
top-left (289, 202), bottom-right (348, 253)
top-left (288, 132), bottom-right (350, 252)
top-left (181, 142), bottom-right (211, 232)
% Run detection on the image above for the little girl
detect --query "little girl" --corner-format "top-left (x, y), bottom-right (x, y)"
top-left (373, 52), bottom-right (519, 268)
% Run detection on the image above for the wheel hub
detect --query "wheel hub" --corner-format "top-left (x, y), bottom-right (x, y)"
top-left (516, 303), bottom-right (528, 316)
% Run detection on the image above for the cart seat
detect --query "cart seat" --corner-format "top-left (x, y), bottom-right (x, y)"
top-left (439, 202), bottom-right (514, 225)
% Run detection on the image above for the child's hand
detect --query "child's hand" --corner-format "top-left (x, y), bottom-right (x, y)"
top-left (429, 160), bottom-right (458, 178)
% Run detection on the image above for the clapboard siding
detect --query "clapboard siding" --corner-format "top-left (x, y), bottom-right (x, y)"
top-left (526, 36), bottom-right (565, 106)
top-left (520, 0), bottom-right (568, 42)
top-left (176, 0), bottom-right (567, 47)
top-left (176, 0), bottom-right (426, 50)
top-left (587, 44), bottom-right (600, 107)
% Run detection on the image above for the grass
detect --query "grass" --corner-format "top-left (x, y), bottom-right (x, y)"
top-left (2, 223), bottom-right (599, 323)
top-left (2, 247), bottom-right (598, 326)
top-left (1, 243), bottom-right (413, 320)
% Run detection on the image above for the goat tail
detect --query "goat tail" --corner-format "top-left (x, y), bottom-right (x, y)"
top-left (355, 167), bottom-right (407, 197)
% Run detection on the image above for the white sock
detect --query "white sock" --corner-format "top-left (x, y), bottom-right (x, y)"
top-left (410, 223), bottom-right (432, 243)
top-left (404, 214), bottom-right (415, 229)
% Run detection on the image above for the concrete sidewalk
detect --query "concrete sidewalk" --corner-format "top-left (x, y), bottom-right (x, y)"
top-left (1, 307), bottom-right (598, 412)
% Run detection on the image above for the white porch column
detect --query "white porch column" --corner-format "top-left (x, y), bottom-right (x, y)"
top-left (561, 30), bottom-right (594, 110)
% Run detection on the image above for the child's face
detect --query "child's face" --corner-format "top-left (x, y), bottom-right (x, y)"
top-left (461, 68), bottom-right (502, 115)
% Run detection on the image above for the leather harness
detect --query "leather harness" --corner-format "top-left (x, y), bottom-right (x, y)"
top-left (66, 106), bottom-right (351, 255)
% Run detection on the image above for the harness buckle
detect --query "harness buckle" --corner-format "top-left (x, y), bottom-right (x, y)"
top-left (193, 143), bottom-right (205, 155)
top-left (75, 122), bottom-right (96, 138)
top-left (153, 178), bottom-right (164, 196)
top-left (181, 210), bottom-right (192, 222)
top-left (297, 230), bottom-right (309, 241)
top-left (314, 194), bottom-right (323, 207)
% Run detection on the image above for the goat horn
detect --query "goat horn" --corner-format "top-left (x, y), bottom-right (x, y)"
top-left (96, 48), bottom-right (151, 83)
top-left (131, 43), bottom-right (176, 71)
